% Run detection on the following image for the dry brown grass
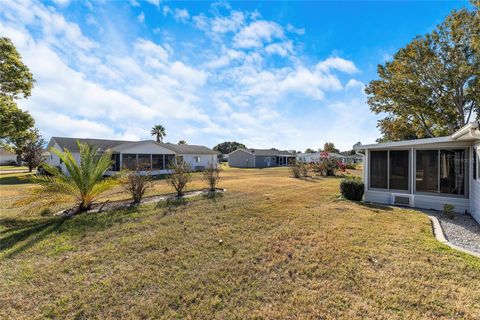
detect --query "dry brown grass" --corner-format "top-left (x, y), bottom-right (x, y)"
top-left (1, 167), bottom-right (480, 319)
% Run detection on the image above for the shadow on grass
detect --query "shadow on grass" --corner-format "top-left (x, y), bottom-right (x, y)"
top-left (359, 202), bottom-right (393, 212)
top-left (0, 173), bottom-right (35, 185)
top-left (0, 216), bottom-right (67, 257)
top-left (202, 191), bottom-right (224, 202)
top-left (156, 197), bottom-right (188, 216)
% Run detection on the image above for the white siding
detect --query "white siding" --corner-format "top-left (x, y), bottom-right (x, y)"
top-left (0, 153), bottom-right (17, 165)
top-left (181, 154), bottom-right (217, 171)
top-left (472, 143), bottom-right (480, 223)
top-left (365, 190), bottom-right (470, 213)
top-left (46, 142), bottom-right (81, 174)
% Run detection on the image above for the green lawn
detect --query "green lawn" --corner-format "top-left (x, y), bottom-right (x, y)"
top-left (1, 167), bottom-right (480, 319)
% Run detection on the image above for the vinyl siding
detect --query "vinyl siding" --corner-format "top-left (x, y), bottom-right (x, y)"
top-left (254, 155), bottom-right (278, 168)
top-left (365, 190), bottom-right (470, 213)
top-left (228, 150), bottom-right (255, 168)
top-left (181, 154), bottom-right (218, 171)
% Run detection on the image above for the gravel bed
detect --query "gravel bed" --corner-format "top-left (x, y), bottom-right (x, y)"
top-left (425, 210), bottom-right (480, 254)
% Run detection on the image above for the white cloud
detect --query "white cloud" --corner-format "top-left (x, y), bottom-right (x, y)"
top-left (316, 57), bottom-right (358, 74)
top-left (173, 8), bottom-right (190, 21)
top-left (137, 12), bottom-right (145, 24)
top-left (52, 0), bottom-right (71, 7)
top-left (286, 23), bottom-right (305, 35)
top-left (265, 41), bottom-right (294, 57)
top-left (233, 20), bottom-right (284, 48)
top-left (145, 0), bottom-right (160, 7)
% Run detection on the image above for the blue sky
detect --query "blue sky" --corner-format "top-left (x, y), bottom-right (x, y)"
top-left (0, 0), bottom-right (470, 151)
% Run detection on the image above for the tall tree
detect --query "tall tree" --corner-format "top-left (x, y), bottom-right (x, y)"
top-left (365, 4), bottom-right (480, 141)
top-left (305, 148), bottom-right (315, 153)
top-left (178, 140), bottom-right (187, 145)
top-left (0, 38), bottom-right (35, 142)
top-left (213, 141), bottom-right (246, 155)
top-left (19, 129), bottom-right (45, 172)
top-left (323, 142), bottom-right (339, 153)
top-left (150, 124), bottom-right (166, 142)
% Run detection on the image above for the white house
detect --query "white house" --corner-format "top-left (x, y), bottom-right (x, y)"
top-left (297, 151), bottom-right (363, 164)
top-left (354, 121), bottom-right (480, 223)
top-left (46, 137), bottom-right (218, 175)
top-left (0, 147), bottom-right (17, 165)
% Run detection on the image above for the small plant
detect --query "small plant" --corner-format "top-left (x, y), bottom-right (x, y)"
top-left (443, 204), bottom-right (455, 220)
top-left (288, 161), bottom-right (302, 178)
top-left (167, 161), bottom-right (192, 196)
top-left (120, 169), bottom-right (153, 204)
top-left (300, 163), bottom-right (308, 177)
top-left (203, 163), bottom-right (221, 191)
top-left (340, 178), bottom-right (364, 201)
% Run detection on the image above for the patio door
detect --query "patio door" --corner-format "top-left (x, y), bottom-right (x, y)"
top-left (266, 157), bottom-right (271, 167)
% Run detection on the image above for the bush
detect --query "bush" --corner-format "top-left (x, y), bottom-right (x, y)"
top-left (345, 163), bottom-right (357, 170)
top-left (443, 203), bottom-right (455, 219)
top-left (340, 178), bottom-right (364, 201)
top-left (203, 163), bottom-right (221, 191)
top-left (167, 161), bottom-right (192, 196)
top-left (289, 161), bottom-right (307, 178)
top-left (120, 169), bottom-right (153, 204)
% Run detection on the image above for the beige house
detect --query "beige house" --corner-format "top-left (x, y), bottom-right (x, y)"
top-left (0, 147), bottom-right (17, 165)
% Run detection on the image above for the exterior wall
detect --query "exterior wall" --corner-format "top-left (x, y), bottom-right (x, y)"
top-left (362, 140), bottom-right (476, 217)
top-left (181, 154), bottom-right (217, 171)
top-left (46, 142), bottom-right (81, 173)
top-left (472, 143), bottom-right (480, 222)
top-left (364, 190), bottom-right (471, 213)
top-left (228, 150), bottom-right (255, 168)
top-left (254, 155), bottom-right (278, 168)
top-left (0, 153), bottom-right (17, 165)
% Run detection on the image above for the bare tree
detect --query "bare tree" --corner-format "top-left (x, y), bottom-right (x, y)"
top-left (167, 161), bottom-right (192, 196)
top-left (120, 169), bottom-right (153, 204)
top-left (203, 163), bottom-right (221, 191)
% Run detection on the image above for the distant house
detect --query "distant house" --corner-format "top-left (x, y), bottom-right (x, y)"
top-left (46, 137), bottom-right (218, 175)
top-left (354, 121), bottom-right (480, 222)
top-left (0, 148), bottom-right (17, 165)
top-left (297, 151), bottom-right (363, 164)
top-left (228, 149), bottom-right (296, 168)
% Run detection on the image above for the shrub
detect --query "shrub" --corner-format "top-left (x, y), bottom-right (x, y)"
top-left (120, 169), bottom-right (153, 204)
top-left (167, 161), bottom-right (192, 196)
top-left (345, 163), bottom-right (357, 170)
top-left (340, 178), bottom-right (364, 201)
top-left (203, 163), bottom-right (221, 191)
top-left (289, 161), bottom-right (309, 178)
top-left (443, 203), bottom-right (455, 219)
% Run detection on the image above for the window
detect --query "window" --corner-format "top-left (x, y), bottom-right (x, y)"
top-left (165, 155), bottom-right (176, 168)
top-left (137, 154), bottom-right (151, 170)
top-left (111, 154), bottom-right (120, 171)
top-left (389, 150), bottom-right (409, 190)
top-left (369, 151), bottom-right (388, 189)
top-left (122, 154), bottom-right (137, 170)
top-left (194, 156), bottom-right (201, 163)
top-left (440, 149), bottom-right (465, 195)
top-left (416, 150), bottom-right (439, 193)
top-left (152, 154), bottom-right (164, 170)
top-left (416, 149), bottom-right (467, 196)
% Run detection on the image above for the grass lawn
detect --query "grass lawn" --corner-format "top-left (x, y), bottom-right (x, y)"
top-left (1, 167), bottom-right (480, 319)
top-left (0, 165), bottom-right (29, 171)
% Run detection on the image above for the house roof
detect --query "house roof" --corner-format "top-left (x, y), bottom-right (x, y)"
top-left (354, 122), bottom-right (480, 150)
top-left (49, 137), bottom-right (216, 155)
top-left (231, 148), bottom-right (295, 156)
top-left (0, 147), bottom-right (16, 156)
top-left (163, 143), bottom-right (217, 155)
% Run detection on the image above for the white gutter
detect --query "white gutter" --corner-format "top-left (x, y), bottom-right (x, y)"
top-left (451, 121), bottom-right (480, 140)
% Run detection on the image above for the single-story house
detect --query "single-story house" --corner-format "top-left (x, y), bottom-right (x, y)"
top-left (228, 148), bottom-right (296, 168)
top-left (0, 147), bottom-right (17, 165)
top-left (46, 137), bottom-right (218, 175)
top-left (297, 151), bottom-right (363, 164)
top-left (354, 121), bottom-right (480, 222)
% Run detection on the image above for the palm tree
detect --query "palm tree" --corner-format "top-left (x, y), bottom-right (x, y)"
top-left (178, 140), bottom-right (187, 145)
top-left (151, 125), bottom-right (166, 142)
top-left (32, 142), bottom-right (117, 213)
